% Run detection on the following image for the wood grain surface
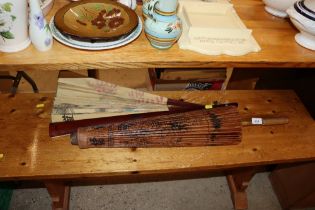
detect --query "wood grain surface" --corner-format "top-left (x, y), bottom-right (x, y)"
top-left (0, 0), bottom-right (315, 71)
top-left (0, 90), bottom-right (314, 180)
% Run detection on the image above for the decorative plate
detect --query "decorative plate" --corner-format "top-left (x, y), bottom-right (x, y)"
top-left (50, 16), bottom-right (142, 50)
top-left (54, 0), bottom-right (138, 40)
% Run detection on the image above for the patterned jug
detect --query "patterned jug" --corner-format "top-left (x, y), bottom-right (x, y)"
top-left (144, 12), bottom-right (182, 49)
top-left (0, 0), bottom-right (30, 52)
top-left (29, 0), bottom-right (53, 51)
top-left (143, 0), bottom-right (178, 19)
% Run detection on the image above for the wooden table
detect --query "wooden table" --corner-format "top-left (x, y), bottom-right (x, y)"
top-left (0, 0), bottom-right (315, 71)
top-left (1, 0), bottom-right (315, 210)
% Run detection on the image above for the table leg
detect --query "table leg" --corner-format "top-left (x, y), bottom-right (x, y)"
top-left (44, 181), bottom-right (70, 210)
top-left (226, 167), bottom-right (257, 210)
top-left (221, 67), bottom-right (234, 90)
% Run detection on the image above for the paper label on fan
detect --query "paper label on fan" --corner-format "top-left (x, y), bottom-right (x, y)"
top-left (252, 118), bottom-right (263, 125)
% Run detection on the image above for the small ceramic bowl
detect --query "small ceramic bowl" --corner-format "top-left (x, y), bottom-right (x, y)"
top-left (287, 0), bottom-right (315, 50)
top-left (40, 0), bottom-right (55, 16)
top-left (263, 0), bottom-right (298, 18)
top-left (294, 0), bottom-right (315, 19)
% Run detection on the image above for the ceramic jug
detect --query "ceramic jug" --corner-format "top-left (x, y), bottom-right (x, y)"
top-left (144, 12), bottom-right (182, 49)
top-left (0, 0), bottom-right (30, 52)
top-left (29, 0), bottom-right (53, 51)
top-left (143, 0), bottom-right (178, 19)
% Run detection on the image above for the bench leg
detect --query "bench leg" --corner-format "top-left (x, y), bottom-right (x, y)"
top-left (44, 181), bottom-right (70, 210)
top-left (226, 167), bottom-right (257, 210)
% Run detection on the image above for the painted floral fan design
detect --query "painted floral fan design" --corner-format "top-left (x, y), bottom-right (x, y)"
top-left (52, 78), bottom-right (203, 123)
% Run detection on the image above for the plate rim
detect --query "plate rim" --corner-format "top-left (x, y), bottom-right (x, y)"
top-left (54, 0), bottom-right (138, 40)
top-left (50, 16), bottom-right (143, 50)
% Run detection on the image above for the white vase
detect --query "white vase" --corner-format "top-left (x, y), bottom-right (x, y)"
top-left (29, 0), bottom-right (53, 51)
top-left (0, 0), bottom-right (31, 52)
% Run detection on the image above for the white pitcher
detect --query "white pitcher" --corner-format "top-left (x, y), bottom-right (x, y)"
top-left (29, 0), bottom-right (53, 51)
top-left (0, 0), bottom-right (30, 52)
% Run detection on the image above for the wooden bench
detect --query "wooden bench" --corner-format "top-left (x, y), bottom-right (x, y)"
top-left (0, 90), bottom-right (314, 210)
top-left (1, 0), bottom-right (315, 209)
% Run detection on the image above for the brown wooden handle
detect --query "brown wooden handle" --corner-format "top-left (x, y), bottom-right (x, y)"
top-left (262, 117), bottom-right (289, 125)
top-left (242, 117), bottom-right (288, 126)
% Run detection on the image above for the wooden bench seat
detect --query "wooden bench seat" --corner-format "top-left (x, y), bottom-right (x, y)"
top-left (0, 90), bottom-right (314, 209)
